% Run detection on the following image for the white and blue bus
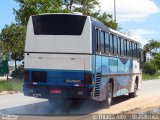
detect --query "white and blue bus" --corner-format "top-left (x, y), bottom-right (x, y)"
top-left (23, 13), bottom-right (142, 107)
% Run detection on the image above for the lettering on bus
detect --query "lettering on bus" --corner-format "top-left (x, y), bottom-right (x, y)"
top-left (108, 59), bottom-right (118, 66)
top-left (65, 79), bottom-right (82, 84)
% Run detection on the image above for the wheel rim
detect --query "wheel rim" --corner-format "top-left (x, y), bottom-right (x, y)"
top-left (108, 92), bottom-right (112, 105)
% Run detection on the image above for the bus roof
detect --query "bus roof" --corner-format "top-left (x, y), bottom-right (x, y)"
top-left (34, 12), bottom-right (86, 17)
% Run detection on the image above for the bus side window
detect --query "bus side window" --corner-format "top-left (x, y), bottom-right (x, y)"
top-left (127, 40), bottom-right (129, 57)
top-left (117, 37), bottom-right (121, 56)
top-left (114, 35), bottom-right (117, 55)
top-left (124, 39), bottom-right (127, 56)
top-left (121, 38), bottom-right (124, 56)
top-left (133, 43), bottom-right (135, 57)
top-left (136, 43), bottom-right (138, 58)
top-left (137, 44), bottom-right (139, 59)
top-left (138, 44), bottom-right (140, 59)
top-left (100, 31), bottom-right (105, 53)
top-left (135, 43), bottom-right (137, 58)
top-left (95, 28), bottom-right (101, 53)
top-left (129, 41), bottom-right (132, 57)
top-left (109, 34), bottom-right (113, 55)
top-left (105, 32), bottom-right (109, 54)
top-left (133, 43), bottom-right (136, 58)
top-left (132, 42), bottom-right (134, 57)
top-left (138, 44), bottom-right (141, 59)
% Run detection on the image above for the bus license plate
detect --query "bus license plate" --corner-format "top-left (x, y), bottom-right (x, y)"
top-left (50, 89), bottom-right (61, 94)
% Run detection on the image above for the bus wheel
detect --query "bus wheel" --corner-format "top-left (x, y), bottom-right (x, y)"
top-left (96, 82), bottom-right (113, 108)
top-left (105, 82), bottom-right (113, 108)
top-left (129, 82), bottom-right (138, 98)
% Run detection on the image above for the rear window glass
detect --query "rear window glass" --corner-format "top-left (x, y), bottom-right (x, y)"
top-left (32, 14), bottom-right (87, 35)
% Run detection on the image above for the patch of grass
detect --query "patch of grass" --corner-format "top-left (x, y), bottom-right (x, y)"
top-left (0, 80), bottom-right (23, 92)
top-left (142, 73), bottom-right (160, 80)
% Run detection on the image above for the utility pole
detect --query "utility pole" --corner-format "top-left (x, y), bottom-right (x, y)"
top-left (114, 0), bottom-right (117, 21)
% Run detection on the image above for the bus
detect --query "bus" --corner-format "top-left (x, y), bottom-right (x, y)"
top-left (23, 13), bottom-right (142, 107)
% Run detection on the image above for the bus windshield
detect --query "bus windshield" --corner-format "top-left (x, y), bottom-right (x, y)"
top-left (32, 14), bottom-right (87, 35)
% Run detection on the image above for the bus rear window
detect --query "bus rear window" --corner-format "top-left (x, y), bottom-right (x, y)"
top-left (32, 14), bottom-right (87, 35)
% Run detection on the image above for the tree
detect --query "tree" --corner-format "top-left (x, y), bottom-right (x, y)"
top-left (0, 41), bottom-right (3, 56)
top-left (14, 0), bottom-right (119, 30)
top-left (63, 0), bottom-right (99, 15)
top-left (92, 11), bottom-right (118, 30)
top-left (142, 61), bottom-right (157, 75)
top-left (63, 0), bottom-right (119, 30)
top-left (14, 0), bottom-right (68, 26)
top-left (143, 40), bottom-right (160, 56)
top-left (142, 40), bottom-right (160, 73)
top-left (0, 24), bottom-right (26, 69)
top-left (154, 53), bottom-right (160, 70)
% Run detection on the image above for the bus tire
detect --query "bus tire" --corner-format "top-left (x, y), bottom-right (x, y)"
top-left (129, 82), bottom-right (138, 98)
top-left (107, 82), bottom-right (113, 107)
top-left (98, 82), bottom-right (113, 108)
top-left (102, 82), bottom-right (113, 108)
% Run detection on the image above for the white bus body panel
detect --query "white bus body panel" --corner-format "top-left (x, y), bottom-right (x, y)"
top-left (25, 53), bottom-right (91, 71)
top-left (25, 17), bottom-right (92, 54)
top-left (25, 16), bottom-right (92, 71)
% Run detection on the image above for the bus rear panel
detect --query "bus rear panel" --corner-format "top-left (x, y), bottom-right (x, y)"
top-left (23, 14), bottom-right (93, 99)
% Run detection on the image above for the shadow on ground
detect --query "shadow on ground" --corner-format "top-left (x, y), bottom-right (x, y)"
top-left (0, 95), bottom-right (130, 116)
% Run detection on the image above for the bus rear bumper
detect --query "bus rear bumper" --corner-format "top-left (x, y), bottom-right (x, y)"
top-left (23, 84), bottom-right (92, 99)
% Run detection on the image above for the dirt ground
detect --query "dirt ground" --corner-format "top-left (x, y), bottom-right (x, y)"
top-left (94, 92), bottom-right (160, 114)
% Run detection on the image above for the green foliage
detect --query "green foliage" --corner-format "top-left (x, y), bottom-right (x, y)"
top-left (0, 80), bottom-right (23, 92)
top-left (14, 0), bottom-right (68, 25)
top-left (92, 11), bottom-right (118, 30)
top-left (142, 61), bottom-right (157, 75)
top-left (142, 40), bottom-right (160, 73)
top-left (14, 0), bottom-right (119, 30)
top-left (0, 24), bottom-right (26, 61)
top-left (11, 65), bottom-right (24, 79)
top-left (64, 0), bottom-right (99, 15)
top-left (153, 53), bottom-right (160, 70)
top-left (63, 0), bottom-right (119, 30)
top-left (143, 40), bottom-right (160, 56)
top-left (142, 73), bottom-right (160, 80)
top-left (0, 41), bottom-right (3, 54)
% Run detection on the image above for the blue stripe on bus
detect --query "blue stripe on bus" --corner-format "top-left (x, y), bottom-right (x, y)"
top-left (93, 55), bottom-right (132, 88)
top-left (92, 55), bottom-right (133, 74)
top-left (25, 68), bottom-right (92, 87)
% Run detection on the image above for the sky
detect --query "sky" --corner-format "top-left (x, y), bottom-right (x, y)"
top-left (99, 0), bottom-right (160, 45)
top-left (0, 0), bottom-right (160, 46)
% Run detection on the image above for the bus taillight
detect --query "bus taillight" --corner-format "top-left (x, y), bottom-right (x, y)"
top-left (84, 72), bottom-right (92, 84)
